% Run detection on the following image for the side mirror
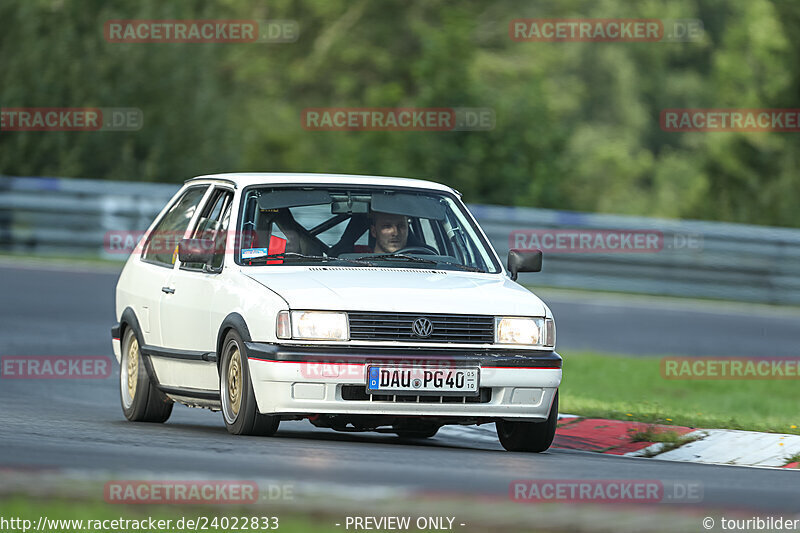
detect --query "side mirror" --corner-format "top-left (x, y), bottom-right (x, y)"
top-left (178, 238), bottom-right (215, 265)
top-left (507, 249), bottom-right (542, 281)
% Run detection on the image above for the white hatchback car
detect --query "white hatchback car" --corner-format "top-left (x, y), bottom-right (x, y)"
top-left (112, 173), bottom-right (561, 452)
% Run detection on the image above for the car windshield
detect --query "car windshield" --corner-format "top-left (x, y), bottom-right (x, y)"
top-left (236, 186), bottom-right (500, 273)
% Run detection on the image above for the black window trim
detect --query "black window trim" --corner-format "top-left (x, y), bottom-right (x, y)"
top-left (179, 184), bottom-right (236, 274)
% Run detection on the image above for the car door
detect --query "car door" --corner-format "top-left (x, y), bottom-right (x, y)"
top-left (133, 185), bottom-right (208, 348)
top-left (157, 186), bottom-right (234, 392)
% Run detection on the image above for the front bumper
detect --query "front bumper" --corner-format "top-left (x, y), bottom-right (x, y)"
top-left (246, 343), bottom-right (562, 421)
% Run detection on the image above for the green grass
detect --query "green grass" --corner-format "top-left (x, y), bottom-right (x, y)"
top-left (559, 352), bottom-right (800, 435)
top-left (628, 427), bottom-right (704, 457)
top-left (0, 251), bottom-right (123, 267)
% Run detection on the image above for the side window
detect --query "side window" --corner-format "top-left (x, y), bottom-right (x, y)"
top-left (142, 186), bottom-right (208, 267)
top-left (442, 208), bottom-right (487, 271)
top-left (192, 189), bottom-right (232, 239)
top-left (184, 188), bottom-right (234, 271)
top-left (416, 217), bottom-right (447, 254)
top-left (211, 200), bottom-right (233, 269)
top-left (419, 218), bottom-right (436, 244)
top-left (354, 230), bottom-right (369, 247)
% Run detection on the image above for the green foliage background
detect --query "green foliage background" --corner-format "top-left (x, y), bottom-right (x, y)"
top-left (1, 0), bottom-right (798, 227)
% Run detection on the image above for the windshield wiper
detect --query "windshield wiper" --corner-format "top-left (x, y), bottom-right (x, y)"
top-left (244, 252), bottom-right (374, 266)
top-left (355, 253), bottom-right (484, 272)
top-left (355, 253), bottom-right (439, 265)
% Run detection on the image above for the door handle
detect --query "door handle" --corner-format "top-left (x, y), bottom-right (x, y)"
top-left (161, 286), bottom-right (175, 294)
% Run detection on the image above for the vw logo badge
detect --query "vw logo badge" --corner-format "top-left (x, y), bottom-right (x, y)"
top-left (412, 317), bottom-right (434, 338)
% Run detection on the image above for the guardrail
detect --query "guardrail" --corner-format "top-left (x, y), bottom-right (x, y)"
top-left (2, 175), bottom-right (799, 305)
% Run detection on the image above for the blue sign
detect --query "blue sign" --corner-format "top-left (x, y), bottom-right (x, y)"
top-left (369, 367), bottom-right (380, 389)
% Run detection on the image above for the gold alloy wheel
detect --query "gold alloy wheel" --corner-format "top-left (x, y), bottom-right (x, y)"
top-left (127, 335), bottom-right (139, 401)
top-left (227, 346), bottom-right (243, 418)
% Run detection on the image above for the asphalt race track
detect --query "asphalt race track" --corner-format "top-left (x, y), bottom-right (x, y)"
top-left (1, 262), bottom-right (799, 517)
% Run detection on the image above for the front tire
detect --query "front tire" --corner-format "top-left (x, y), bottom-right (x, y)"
top-left (119, 327), bottom-right (173, 423)
top-left (220, 330), bottom-right (280, 436)
top-left (496, 390), bottom-right (558, 452)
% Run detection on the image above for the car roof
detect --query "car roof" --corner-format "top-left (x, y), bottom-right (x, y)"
top-left (185, 172), bottom-right (459, 195)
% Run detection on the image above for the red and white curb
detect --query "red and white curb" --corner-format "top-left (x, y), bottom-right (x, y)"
top-left (627, 429), bottom-right (800, 468)
top-left (555, 416), bottom-right (800, 469)
top-left (553, 417), bottom-right (695, 455)
top-left (442, 416), bottom-right (800, 469)
top-left (556, 416), bottom-right (800, 468)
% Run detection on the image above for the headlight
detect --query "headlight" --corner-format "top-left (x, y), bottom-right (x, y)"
top-left (276, 311), bottom-right (349, 341)
top-left (495, 317), bottom-right (555, 347)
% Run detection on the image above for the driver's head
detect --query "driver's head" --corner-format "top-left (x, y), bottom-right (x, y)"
top-left (370, 212), bottom-right (408, 253)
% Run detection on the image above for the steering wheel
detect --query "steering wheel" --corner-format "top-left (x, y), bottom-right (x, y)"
top-left (395, 245), bottom-right (438, 255)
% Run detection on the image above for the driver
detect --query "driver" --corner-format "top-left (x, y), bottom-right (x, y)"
top-left (370, 211), bottom-right (408, 253)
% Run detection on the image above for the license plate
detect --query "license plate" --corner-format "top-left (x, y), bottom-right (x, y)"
top-left (366, 366), bottom-right (479, 395)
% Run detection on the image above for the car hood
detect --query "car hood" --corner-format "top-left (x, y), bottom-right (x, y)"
top-left (243, 267), bottom-right (548, 316)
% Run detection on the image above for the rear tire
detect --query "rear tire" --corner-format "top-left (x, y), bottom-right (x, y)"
top-left (220, 330), bottom-right (280, 436)
top-left (119, 327), bottom-right (173, 423)
top-left (496, 390), bottom-right (558, 452)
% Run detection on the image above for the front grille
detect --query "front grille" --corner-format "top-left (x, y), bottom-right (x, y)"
top-left (341, 385), bottom-right (492, 404)
top-left (348, 312), bottom-right (494, 343)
